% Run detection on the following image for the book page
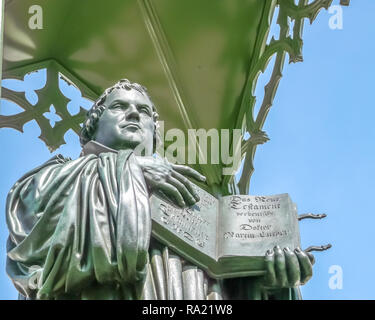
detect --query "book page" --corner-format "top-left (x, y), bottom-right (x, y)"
top-left (218, 194), bottom-right (300, 258)
top-left (150, 186), bottom-right (219, 260)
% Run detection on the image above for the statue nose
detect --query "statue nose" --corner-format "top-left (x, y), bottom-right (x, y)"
top-left (126, 104), bottom-right (140, 121)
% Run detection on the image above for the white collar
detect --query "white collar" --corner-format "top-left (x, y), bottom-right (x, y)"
top-left (81, 140), bottom-right (118, 156)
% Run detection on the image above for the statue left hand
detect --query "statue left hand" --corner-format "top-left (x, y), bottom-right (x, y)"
top-left (262, 246), bottom-right (315, 288)
top-left (136, 156), bottom-right (206, 207)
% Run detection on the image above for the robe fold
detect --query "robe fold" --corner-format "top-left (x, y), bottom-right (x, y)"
top-left (6, 142), bottom-right (299, 300)
top-left (6, 150), bottom-right (151, 299)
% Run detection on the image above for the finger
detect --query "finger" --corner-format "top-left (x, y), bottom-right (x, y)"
top-left (264, 249), bottom-right (276, 287)
top-left (306, 252), bottom-right (315, 265)
top-left (172, 171), bottom-right (200, 202)
top-left (159, 182), bottom-right (186, 207)
top-left (167, 176), bottom-right (197, 206)
top-left (284, 247), bottom-right (300, 287)
top-left (274, 246), bottom-right (288, 288)
top-left (171, 164), bottom-right (206, 182)
top-left (295, 247), bottom-right (313, 285)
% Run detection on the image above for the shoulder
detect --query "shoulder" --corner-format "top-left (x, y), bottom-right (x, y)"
top-left (10, 154), bottom-right (98, 190)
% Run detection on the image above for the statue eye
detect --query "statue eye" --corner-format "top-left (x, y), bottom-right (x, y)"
top-left (139, 105), bottom-right (151, 116)
top-left (110, 104), bottom-right (123, 110)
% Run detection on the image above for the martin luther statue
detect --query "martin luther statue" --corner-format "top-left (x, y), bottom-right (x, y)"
top-left (6, 79), bottom-right (314, 300)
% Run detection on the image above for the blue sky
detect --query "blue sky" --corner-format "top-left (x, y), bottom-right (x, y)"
top-left (0, 0), bottom-right (373, 299)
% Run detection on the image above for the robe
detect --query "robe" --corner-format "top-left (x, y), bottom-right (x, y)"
top-left (5, 142), bottom-right (300, 300)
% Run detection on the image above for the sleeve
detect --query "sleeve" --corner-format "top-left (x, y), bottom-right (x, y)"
top-left (6, 151), bottom-right (152, 299)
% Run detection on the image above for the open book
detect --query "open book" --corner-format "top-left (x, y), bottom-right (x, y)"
top-left (150, 186), bottom-right (300, 279)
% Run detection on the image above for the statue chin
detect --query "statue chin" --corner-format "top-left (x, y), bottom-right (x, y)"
top-left (110, 131), bottom-right (153, 154)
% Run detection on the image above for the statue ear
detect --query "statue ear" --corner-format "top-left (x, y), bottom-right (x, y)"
top-left (152, 111), bottom-right (159, 154)
top-left (153, 124), bottom-right (157, 154)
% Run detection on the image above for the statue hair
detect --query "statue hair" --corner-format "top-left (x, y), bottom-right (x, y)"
top-left (79, 79), bottom-right (159, 150)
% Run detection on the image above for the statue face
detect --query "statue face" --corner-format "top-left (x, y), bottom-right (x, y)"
top-left (93, 88), bottom-right (155, 154)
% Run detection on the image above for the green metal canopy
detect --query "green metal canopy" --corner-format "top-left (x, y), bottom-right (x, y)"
top-left (0, 0), bottom-right (349, 195)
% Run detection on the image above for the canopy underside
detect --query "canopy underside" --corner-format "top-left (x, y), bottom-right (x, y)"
top-left (1, 0), bottom-right (343, 194)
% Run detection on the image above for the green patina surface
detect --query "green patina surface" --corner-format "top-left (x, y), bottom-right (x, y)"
top-left (0, 0), bottom-right (350, 301)
top-left (1, 0), bottom-right (345, 194)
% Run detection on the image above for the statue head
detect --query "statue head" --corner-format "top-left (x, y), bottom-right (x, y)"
top-left (80, 79), bottom-right (159, 155)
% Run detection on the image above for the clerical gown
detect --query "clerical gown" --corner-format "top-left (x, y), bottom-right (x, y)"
top-left (6, 142), bottom-right (300, 300)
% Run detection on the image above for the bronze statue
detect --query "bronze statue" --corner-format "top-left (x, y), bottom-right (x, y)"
top-left (6, 79), bottom-right (314, 299)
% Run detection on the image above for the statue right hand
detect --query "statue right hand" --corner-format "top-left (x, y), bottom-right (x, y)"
top-left (135, 156), bottom-right (206, 207)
